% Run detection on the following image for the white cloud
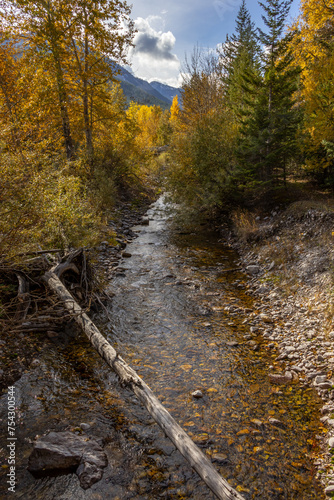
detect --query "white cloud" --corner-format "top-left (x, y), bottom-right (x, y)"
top-left (129, 16), bottom-right (181, 87)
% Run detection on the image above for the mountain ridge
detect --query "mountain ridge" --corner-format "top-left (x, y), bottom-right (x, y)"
top-left (114, 64), bottom-right (181, 108)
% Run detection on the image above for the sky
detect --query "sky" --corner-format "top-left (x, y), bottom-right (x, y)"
top-left (127, 0), bottom-right (301, 87)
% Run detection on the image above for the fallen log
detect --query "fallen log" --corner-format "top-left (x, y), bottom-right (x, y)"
top-left (43, 269), bottom-right (244, 500)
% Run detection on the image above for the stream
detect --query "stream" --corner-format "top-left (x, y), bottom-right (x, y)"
top-left (0, 196), bottom-right (326, 499)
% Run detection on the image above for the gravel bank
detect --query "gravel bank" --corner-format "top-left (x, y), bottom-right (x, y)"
top-left (230, 201), bottom-right (334, 496)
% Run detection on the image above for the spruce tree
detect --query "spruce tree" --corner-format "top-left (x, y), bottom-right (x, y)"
top-left (219, 0), bottom-right (260, 111)
top-left (238, 0), bottom-right (301, 186)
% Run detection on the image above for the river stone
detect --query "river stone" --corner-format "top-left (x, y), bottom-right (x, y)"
top-left (328, 437), bottom-right (334, 448)
top-left (192, 390), bottom-right (203, 399)
top-left (28, 431), bottom-right (107, 489)
top-left (316, 382), bottom-right (333, 390)
top-left (246, 265), bottom-right (261, 275)
top-left (250, 419), bottom-right (264, 428)
top-left (211, 453), bottom-right (228, 463)
top-left (325, 484), bottom-right (334, 495)
top-left (76, 462), bottom-right (103, 490)
top-left (268, 417), bottom-right (286, 429)
top-left (269, 372), bottom-right (293, 385)
top-left (259, 314), bottom-right (274, 323)
top-left (315, 375), bottom-right (328, 385)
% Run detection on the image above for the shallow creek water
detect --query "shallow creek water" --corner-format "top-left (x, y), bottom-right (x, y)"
top-left (0, 197), bottom-right (326, 499)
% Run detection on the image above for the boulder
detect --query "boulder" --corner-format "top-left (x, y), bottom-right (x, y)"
top-left (28, 431), bottom-right (108, 490)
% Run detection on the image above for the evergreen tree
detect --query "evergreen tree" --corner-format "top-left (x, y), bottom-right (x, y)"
top-left (219, 0), bottom-right (260, 112)
top-left (238, 0), bottom-right (301, 186)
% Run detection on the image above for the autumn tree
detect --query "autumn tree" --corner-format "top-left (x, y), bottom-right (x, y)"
top-left (290, 0), bottom-right (334, 184)
top-left (167, 48), bottom-right (238, 209)
top-left (0, 0), bottom-right (134, 161)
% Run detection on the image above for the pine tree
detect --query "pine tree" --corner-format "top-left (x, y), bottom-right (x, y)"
top-left (219, 0), bottom-right (260, 111)
top-left (238, 0), bottom-right (301, 186)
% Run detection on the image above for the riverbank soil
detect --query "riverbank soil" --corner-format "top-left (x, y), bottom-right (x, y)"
top-left (230, 194), bottom-right (334, 497)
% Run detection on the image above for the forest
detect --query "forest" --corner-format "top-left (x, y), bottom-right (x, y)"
top-left (1, 0), bottom-right (333, 261)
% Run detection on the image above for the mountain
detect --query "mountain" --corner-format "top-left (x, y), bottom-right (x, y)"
top-left (114, 64), bottom-right (181, 109)
top-left (119, 81), bottom-right (171, 110)
top-left (149, 81), bottom-right (182, 104)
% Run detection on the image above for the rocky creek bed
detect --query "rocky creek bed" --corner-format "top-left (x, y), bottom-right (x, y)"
top-left (0, 196), bottom-right (330, 499)
top-left (230, 201), bottom-right (334, 497)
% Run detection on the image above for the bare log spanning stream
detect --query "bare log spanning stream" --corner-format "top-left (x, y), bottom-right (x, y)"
top-left (43, 267), bottom-right (244, 500)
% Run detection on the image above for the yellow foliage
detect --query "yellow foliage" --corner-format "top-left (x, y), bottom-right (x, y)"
top-left (170, 95), bottom-right (180, 122)
top-left (289, 0), bottom-right (334, 168)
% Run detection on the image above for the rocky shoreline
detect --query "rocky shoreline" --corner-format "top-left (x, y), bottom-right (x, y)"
top-left (228, 202), bottom-right (334, 497)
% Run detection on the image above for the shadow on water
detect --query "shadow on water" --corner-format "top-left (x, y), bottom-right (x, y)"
top-left (0, 196), bottom-right (326, 499)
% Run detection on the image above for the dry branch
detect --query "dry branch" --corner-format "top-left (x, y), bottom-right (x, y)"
top-left (43, 269), bottom-right (244, 500)
top-left (14, 273), bottom-right (31, 321)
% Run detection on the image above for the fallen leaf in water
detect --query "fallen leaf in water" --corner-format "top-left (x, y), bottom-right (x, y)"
top-left (180, 364), bottom-right (192, 371)
top-left (207, 388), bottom-right (218, 393)
top-left (248, 383), bottom-right (260, 393)
top-left (236, 485), bottom-right (250, 493)
top-left (237, 429), bottom-right (250, 436)
top-left (253, 446), bottom-right (263, 453)
top-left (236, 444), bottom-right (243, 452)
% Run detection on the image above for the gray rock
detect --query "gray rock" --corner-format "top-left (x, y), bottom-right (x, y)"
top-left (211, 453), bottom-right (228, 463)
top-left (315, 375), bottom-right (328, 385)
top-left (268, 417), bottom-right (286, 428)
top-left (28, 431), bottom-right (107, 489)
top-left (76, 462), bottom-right (103, 490)
top-left (328, 437), bottom-right (334, 448)
top-left (259, 313), bottom-right (274, 323)
top-left (192, 390), bottom-right (203, 399)
top-left (246, 265), bottom-right (261, 275)
top-left (316, 382), bottom-right (333, 390)
top-left (325, 484), bottom-right (334, 495)
top-left (80, 423), bottom-right (91, 431)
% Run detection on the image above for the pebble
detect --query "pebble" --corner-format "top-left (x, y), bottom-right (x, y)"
top-left (191, 390), bottom-right (203, 399)
top-left (80, 423), bottom-right (91, 431)
top-left (268, 417), bottom-right (285, 428)
top-left (325, 485), bottom-right (334, 495)
top-left (211, 453), bottom-right (228, 463)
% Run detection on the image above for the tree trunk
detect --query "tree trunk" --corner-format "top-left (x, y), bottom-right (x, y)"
top-left (43, 269), bottom-right (244, 500)
top-left (46, 4), bottom-right (75, 161)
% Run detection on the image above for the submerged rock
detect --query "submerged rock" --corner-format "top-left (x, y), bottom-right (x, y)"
top-left (268, 372), bottom-right (293, 385)
top-left (192, 390), bottom-right (203, 399)
top-left (28, 431), bottom-right (108, 489)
